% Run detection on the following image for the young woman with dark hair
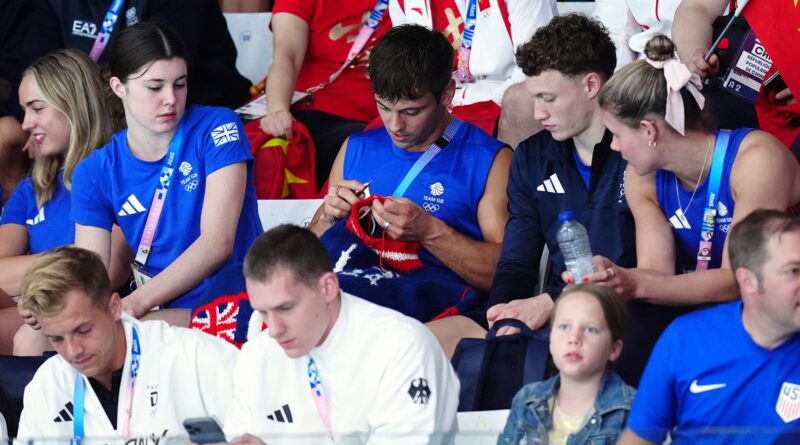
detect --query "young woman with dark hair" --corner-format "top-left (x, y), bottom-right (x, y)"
top-left (71, 22), bottom-right (263, 324)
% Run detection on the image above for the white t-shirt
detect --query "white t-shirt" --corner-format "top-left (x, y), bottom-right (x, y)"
top-left (390, 0), bottom-right (556, 106)
top-left (226, 292), bottom-right (460, 444)
top-left (17, 315), bottom-right (239, 443)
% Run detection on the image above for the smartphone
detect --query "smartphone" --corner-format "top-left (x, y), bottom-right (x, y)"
top-left (183, 417), bottom-right (226, 444)
top-left (764, 71), bottom-right (788, 93)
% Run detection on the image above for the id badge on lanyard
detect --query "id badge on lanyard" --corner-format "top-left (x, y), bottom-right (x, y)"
top-left (694, 130), bottom-right (730, 271)
top-left (721, 30), bottom-right (773, 103)
top-left (130, 122), bottom-right (185, 289)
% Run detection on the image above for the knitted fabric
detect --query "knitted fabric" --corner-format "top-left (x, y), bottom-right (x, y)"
top-left (345, 195), bottom-right (424, 273)
top-left (190, 263), bottom-right (253, 348)
top-left (322, 196), bottom-right (482, 322)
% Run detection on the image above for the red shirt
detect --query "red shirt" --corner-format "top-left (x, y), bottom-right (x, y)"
top-left (273, 0), bottom-right (392, 122)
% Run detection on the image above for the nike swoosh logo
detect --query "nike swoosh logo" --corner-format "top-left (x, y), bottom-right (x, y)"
top-left (690, 379), bottom-right (727, 394)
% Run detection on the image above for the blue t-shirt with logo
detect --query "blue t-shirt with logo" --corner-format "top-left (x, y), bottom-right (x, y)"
top-left (0, 172), bottom-right (74, 253)
top-left (343, 119), bottom-right (504, 266)
top-left (629, 301), bottom-right (800, 444)
top-left (71, 105), bottom-right (263, 309)
top-left (655, 128), bottom-right (752, 273)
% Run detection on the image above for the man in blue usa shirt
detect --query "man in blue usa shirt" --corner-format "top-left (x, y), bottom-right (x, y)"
top-left (620, 209), bottom-right (800, 445)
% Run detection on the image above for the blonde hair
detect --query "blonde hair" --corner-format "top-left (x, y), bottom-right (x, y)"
top-left (598, 35), bottom-right (710, 131)
top-left (23, 49), bottom-right (115, 208)
top-left (21, 246), bottom-right (111, 318)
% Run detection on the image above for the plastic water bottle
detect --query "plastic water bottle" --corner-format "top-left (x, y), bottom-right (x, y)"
top-left (557, 210), bottom-right (595, 283)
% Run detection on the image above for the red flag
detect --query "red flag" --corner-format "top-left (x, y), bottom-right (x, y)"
top-left (743, 0), bottom-right (800, 95)
top-left (244, 120), bottom-right (319, 199)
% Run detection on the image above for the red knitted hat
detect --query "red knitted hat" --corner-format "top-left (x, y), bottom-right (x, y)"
top-left (346, 195), bottom-right (424, 273)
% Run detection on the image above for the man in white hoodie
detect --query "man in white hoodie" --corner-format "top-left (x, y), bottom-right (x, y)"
top-left (225, 224), bottom-right (459, 444)
top-left (16, 246), bottom-right (238, 443)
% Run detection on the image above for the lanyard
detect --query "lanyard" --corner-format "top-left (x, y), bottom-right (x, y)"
top-left (133, 122), bottom-right (185, 266)
top-left (307, 356), bottom-right (334, 439)
top-left (74, 326), bottom-right (141, 442)
top-left (88, 0), bottom-right (125, 62)
top-left (695, 130), bottom-right (730, 271)
top-left (456, 0), bottom-right (478, 83)
top-left (391, 119), bottom-right (463, 197)
top-left (72, 375), bottom-right (85, 445)
top-left (306, 0), bottom-right (390, 93)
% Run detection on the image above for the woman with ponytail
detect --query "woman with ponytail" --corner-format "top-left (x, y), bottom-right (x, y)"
top-left (581, 34), bottom-right (800, 308)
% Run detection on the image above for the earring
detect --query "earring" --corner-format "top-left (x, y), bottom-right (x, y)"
top-left (648, 140), bottom-right (657, 149)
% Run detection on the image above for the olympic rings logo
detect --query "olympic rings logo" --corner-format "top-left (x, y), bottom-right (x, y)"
top-left (423, 203), bottom-right (440, 213)
top-left (184, 180), bottom-right (199, 192)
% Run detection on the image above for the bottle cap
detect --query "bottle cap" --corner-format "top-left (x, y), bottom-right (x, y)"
top-left (558, 210), bottom-right (574, 222)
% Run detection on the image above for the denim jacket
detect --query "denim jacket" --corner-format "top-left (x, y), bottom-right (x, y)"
top-left (498, 370), bottom-right (635, 445)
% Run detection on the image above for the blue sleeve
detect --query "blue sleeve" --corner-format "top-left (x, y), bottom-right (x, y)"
top-left (489, 146), bottom-right (546, 307)
top-left (70, 156), bottom-right (115, 231)
top-left (497, 382), bottom-right (546, 444)
top-left (626, 323), bottom-right (679, 443)
top-left (201, 108), bottom-right (253, 176)
top-left (1, 178), bottom-right (33, 225)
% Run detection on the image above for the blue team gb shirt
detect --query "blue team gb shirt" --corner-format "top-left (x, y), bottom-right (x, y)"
top-left (1, 172), bottom-right (74, 253)
top-left (71, 105), bottom-right (263, 309)
top-left (656, 128), bottom-right (753, 273)
top-left (343, 119), bottom-right (504, 266)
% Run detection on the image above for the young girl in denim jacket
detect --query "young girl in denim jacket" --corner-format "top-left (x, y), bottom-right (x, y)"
top-left (498, 283), bottom-right (635, 444)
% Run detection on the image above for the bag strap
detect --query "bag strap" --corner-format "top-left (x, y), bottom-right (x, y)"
top-left (471, 329), bottom-right (498, 409)
top-left (450, 338), bottom-right (486, 411)
top-left (486, 317), bottom-right (535, 339)
top-left (474, 318), bottom-right (547, 408)
top-left (391, 119), bottom-right (462, 197)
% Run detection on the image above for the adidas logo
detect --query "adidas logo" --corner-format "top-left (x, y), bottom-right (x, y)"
top-left (54, 401), bottom-right (74, 423)
top-left (536, 174), bottom-right (565, 194)
top-left (669, 208), bottom-right (692, 230)
top-left (26, 207), bottom-right (45, 226)
top-left (118, 194), bottom-right (147, 217)
top-left (266, 404), bottom-right (293, 423)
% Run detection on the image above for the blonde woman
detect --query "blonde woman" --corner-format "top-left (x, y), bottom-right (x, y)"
top-left (587, 35), bottom-right (800, 306)
top-left (0, 49), bottom-right (129, 355)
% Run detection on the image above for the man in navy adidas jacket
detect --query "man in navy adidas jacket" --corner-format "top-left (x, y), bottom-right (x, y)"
top-left (488, 14), bottom-right (633, 330)
top-left (485, 15), bottom-right (651, 386)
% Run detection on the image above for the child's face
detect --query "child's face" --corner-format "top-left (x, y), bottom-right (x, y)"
top-left (550, 291), bottom-right (622, 382)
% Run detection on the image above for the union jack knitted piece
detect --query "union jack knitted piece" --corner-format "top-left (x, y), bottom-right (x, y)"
top-left (321, 196), bottom-right (481, 323)
top-left (190, 264), bottom-right (253, 348)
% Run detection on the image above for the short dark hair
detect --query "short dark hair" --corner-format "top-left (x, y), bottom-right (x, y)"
top-left (109, 22), bottom-right (187, 81)
top-left (243, 225), bottom-right (333, 288)
top-left (21, 247), bottom-right (111, 318)
top-left (368, 24), bottom-right (454, 101)
top-left (729, 209), bottom-right (800, 282)
top-left (556, 283), bottom-right (626, 343)
top-left (515, 13), bottom-right (616, 81)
